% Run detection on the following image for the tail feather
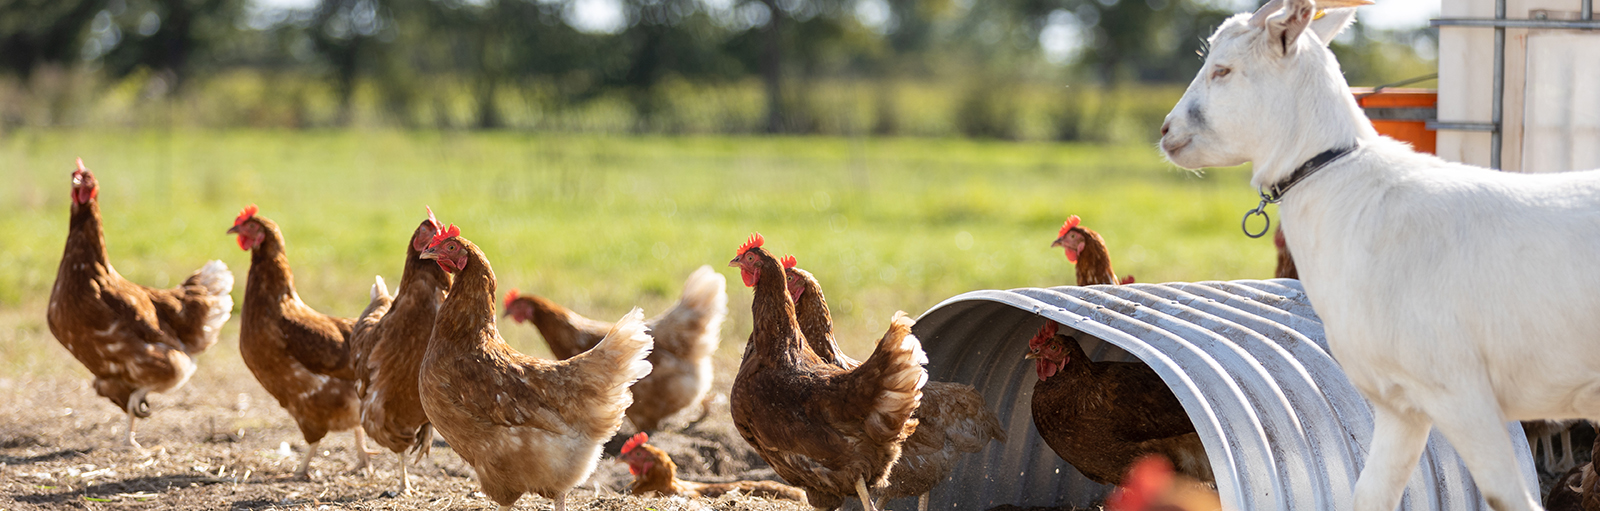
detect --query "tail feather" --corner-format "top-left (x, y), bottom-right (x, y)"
top-left (855, 311), bottom-right (928, 444)
top-left (651, 265), bottom-right (728, 358)
top-left (189, 260), bottom-right (234, 351)
top-left (350, 275), bottom-right (395, 379)
top-left (569, 308), bottom-right (655, 439)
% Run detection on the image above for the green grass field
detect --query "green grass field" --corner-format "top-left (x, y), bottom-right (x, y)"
top-left (0, 130), bottom-right (1275, 377)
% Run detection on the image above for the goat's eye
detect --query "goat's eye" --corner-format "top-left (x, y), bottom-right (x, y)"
top-left (1211, 66), bottom-right (1232, 79)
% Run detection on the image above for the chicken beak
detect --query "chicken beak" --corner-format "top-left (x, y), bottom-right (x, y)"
top-left (419, 250), bottom-right (440, 261)
top-left (1050, 238), bottom-right (1064, 249)
top-left (727, 258), bottom-right (740, 268)
top-left (226, 226), bottom-right (239, 235)
top-left (1024, 351), bottom-right (1040, 360)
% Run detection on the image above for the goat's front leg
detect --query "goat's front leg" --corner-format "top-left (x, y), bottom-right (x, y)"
top-left (1353, 399), bottom-right (1431, 511)
top-left (1422, 395), bottom-right (1541, 511)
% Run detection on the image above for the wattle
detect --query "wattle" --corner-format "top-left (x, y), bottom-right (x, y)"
top-left (1036, 359), bottom-right (1059, 380)
top-left (741, 269), bottom-right (757, 287)
top-left (1064, 248), bottom-right (1079, 263)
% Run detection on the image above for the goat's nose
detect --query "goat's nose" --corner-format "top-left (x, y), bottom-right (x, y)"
top-left (1160, 120), bottom-right (1171, 137)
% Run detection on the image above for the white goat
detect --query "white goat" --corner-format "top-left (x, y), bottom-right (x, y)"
top-left (1161, 1), bottom-right (1600, 510)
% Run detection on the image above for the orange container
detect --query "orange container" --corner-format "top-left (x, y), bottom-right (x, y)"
top-left (1352, 88), bottom-right (1437, 155)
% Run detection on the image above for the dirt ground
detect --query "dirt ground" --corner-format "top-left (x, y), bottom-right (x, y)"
top-left (0, 364), bottom-right (820, 511)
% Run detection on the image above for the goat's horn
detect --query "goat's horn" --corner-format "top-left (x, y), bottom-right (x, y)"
top-left (1249, 0), bottom-right (1285, 27)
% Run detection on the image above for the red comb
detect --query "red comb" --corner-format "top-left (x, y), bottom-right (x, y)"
top-left (234, 205), bottom-right (258, 228)
top-left (427, 224), bottom-right (460, 249)
top-left (1030, 321), bottom-right (1060, 348)
top-left (622, 432), bottom-right (648, 454)
top-left (504, 289), bottom-right (520, 308)
top-left (781, 255), bottom-right (797, 269)
top-left (1057, 215), bottom-right (1081, 239)
top-left (425, 206), bottom-right (442, 232)
top-left (736, 233), bottom-right (765, 257)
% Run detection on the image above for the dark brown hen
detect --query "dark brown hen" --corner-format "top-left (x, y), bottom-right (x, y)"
top-left (1027, 321), bottom-right (1210, 485)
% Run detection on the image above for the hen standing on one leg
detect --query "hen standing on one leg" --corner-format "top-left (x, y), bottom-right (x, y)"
top-left (417, 225), bottom-right (654, 511)
top-left (230, 205), bottom-right (371, 478)
top-left (1051, 215), bottom-right (1133, 286)
top-left (48, 159), bottom-right (234, 450)
top-left (728, 233), bottom-right (928, 511)
top-left (782, 255), bottom-right (1005, 511)
top-left (348, 207), bottom-right (451, 494)
top-left (1026, 321), bottom-right (1211, 485)
top-left (503, 265), bottom-right (727, 431)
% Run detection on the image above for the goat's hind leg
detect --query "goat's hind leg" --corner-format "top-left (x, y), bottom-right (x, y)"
top-left (1354, 400), bottom-right (1432, 511)
top-left (1423, 395), bottom-right (1541, 511)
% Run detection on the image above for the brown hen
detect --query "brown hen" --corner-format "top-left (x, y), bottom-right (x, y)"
top-left (417, 226), bottom-right (653, 511)
top-left (47, 159), bottom-right (234, 449)
top-left (1051, 215), bottom-right (1133, 286)
top-left (503, 265), bottom-right (727, 431)
top-left (230, 206), bottom-right (369, 478)
top-left (782, 256), bottom-right (1005, 511)
top-left (618, 432), bottom-right (808, 502)
top-left (348, 207), bottom-right (451, 493)
top-left (728, 233), bottom-right (928, 511)
top-left (1027, 320), bottom-right (1210, 485)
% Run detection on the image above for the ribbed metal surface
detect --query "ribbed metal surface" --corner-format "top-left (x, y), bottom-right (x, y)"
top-left (906, 279), bottom-right (1537, 511)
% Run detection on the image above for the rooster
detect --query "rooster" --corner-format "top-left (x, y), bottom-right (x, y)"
top-left (502, 265), bottom-right (727, 431)
top-left (727, 233), bottom-right (928, 511)
top-left (1051, 215), bottom-right (1134, 286)
top-left (1027, 320), bottom-right (1210, 485)
top-left (230, 205), bottom-right (370, 478)
top-left (617, 432), bottom-right (808, 501)
top-left (782, 255), bottom-right (1005, 511)
top-left (417, 224), bottom-right (653, 511)
top-left (348, 207), bottom-right (451, 493)
top-left (47, 159), bottom-right (233, 450)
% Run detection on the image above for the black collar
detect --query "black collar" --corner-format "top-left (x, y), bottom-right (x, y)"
top-left (1240, 143), bottom-right (1359, 238)
top-left (1261, 143), bottom-right (1360, 203)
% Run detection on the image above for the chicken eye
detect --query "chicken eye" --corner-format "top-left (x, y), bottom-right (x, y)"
top-left (1211, 66), bottom-right (1232, 79)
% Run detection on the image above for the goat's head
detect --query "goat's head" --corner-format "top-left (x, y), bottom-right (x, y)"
top-left (1161, 0), bottom-right (1375, 187)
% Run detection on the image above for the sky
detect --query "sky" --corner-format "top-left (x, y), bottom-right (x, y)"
top-left (250, 0), bottom-right (1441, 37)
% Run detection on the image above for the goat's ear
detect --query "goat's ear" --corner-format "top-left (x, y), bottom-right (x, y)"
top-left (1309, 8), bottom-right (1358, 46)
top-left (1265, 0), bottom-right (1316, 55)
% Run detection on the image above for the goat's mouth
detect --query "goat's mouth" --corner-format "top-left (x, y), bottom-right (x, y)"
top-left (1160, 135), bottom-right (1192, 157)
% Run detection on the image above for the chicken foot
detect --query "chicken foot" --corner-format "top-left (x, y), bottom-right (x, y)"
top-left (123, 388), bottom-right (151, 451)
top-left (397, 451), bottom-right (411, 495)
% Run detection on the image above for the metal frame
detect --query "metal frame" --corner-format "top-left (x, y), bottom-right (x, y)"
top-left (1428, 0), bottom-right (1597, 169)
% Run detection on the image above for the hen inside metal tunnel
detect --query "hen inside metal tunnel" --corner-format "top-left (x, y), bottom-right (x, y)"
top-left (902, 279), bottom-right (1536, 511)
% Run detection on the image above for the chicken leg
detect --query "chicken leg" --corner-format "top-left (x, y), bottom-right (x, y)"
top-left (353, 427), bottom-right (374, 472)
top-left (124, 388), bottom-right (150, 450)
top-left (856, 477), bottom-right (880, 511)
top-left (397, 452), bottom-right (411, 494)
top-left (295, 441), bottom-right (318, 479)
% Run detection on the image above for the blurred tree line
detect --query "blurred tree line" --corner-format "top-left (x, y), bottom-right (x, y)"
top-left (0, 0), bottom-right (1437, 138)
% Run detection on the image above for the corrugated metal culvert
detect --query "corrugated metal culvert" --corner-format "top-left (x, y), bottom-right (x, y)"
top-left (905, 279), bottom-right (1537, 511)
